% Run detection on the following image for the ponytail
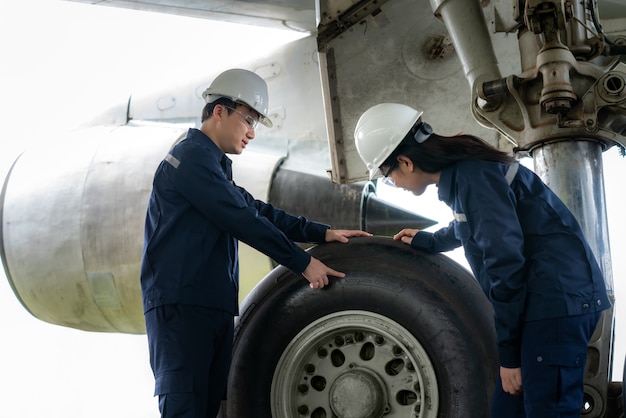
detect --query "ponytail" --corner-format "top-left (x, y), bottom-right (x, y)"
top-left (383, 128), bottom-right (516, 173)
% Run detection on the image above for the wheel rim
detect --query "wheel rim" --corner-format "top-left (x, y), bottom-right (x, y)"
top-left (271, 310), bottom-right (439, 418)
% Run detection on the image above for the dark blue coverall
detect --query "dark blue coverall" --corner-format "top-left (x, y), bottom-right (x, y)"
top-left (140, 128), bottom-right (329, 417)
top-left (410, 159), bottom-right (610, 417)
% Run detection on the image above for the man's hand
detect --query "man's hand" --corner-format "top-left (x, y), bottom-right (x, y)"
top-left (500, 366), bottom-right (523, 395)
top-left (302, 257), bottom-right (345, 289)
top-left (325, 229), bottom-right (372, 243)
top-left (393, 228), bottom-right (420, 245)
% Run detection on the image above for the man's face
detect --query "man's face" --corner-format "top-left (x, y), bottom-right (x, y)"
top-left (216, 104), bottom-right (260, 154)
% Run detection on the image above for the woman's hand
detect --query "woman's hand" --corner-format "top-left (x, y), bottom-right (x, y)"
top-left (393, 228), bottom-right (419, 245)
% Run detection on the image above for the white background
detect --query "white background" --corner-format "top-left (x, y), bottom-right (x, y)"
top-left (0, 1), bottom-right (301, 417)
top-left (0, 1), bottom-right (624, 417)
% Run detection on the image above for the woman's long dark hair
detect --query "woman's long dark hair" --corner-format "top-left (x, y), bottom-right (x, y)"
top-left (383, 122), bottom-right (517, 173)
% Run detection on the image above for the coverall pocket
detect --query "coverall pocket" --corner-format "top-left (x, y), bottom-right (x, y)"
top-left (529, 344), bottom-right (585, 368)
top-left (523, 344), bottom-right (587, 416)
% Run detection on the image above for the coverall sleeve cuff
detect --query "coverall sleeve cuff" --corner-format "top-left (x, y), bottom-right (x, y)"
top-left (290, 252), bottom-right (312, 275)
top-left (498, 347), bottom-right (521, 369)
top-left (410, 231), bottom-right (434, 250)
top-left (311, 223), bottom-right (331, 243)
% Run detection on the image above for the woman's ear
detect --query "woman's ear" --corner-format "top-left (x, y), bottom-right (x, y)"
top-left (397, 155), bottom-right (414, 172)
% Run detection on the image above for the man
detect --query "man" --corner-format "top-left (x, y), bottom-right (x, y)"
top-left (140, 68), bottom-right (370, 417)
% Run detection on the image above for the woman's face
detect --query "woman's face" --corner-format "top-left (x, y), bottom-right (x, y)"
top-left (384, 156), bottom-right (439, 196)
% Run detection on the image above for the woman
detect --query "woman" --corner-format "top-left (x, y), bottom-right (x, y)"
top-left (354, 103), bottom-right (610, 417)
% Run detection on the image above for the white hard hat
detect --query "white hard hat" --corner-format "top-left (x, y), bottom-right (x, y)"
top-left (202, 68), bottom-right (273, 128)
top-left (354, 103), bottom-right (423, 179)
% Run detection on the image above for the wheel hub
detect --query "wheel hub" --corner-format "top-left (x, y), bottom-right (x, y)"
top-left (329, 367), bottom-right (387, 418)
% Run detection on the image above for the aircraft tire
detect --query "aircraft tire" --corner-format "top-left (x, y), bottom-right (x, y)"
top-left (226, 236), bottom-right (498, 418)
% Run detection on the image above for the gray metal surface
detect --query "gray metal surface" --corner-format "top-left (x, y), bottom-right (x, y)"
top-left (319, 0), bottom-right (519, 183)
top-left (66, 0), bottom-right (317, 31)
top-left (1, 123), bottom-right (186, 333)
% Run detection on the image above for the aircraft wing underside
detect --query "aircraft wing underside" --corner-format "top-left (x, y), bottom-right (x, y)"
top-left (65, 0), bottom-right (318, 32)
top-left (65, 0), bottom-right (626, 34)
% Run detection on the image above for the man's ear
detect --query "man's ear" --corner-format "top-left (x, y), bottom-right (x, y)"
top-left (213, 104), bottom-right (224, 120)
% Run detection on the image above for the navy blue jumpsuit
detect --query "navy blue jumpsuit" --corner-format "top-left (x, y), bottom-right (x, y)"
top-left (140, 128), bottom-right (329, 417)
top-left (410, 160), bottom-right (609, 417)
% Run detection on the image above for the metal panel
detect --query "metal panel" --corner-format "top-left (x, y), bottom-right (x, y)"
top-left (318, 0), bottom-right (518, 183)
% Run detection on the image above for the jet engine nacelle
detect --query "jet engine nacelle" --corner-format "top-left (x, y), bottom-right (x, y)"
top-left (0, 121), bottom-right (432, 333)
top-left (0, 123), bottom-right (185, 333)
